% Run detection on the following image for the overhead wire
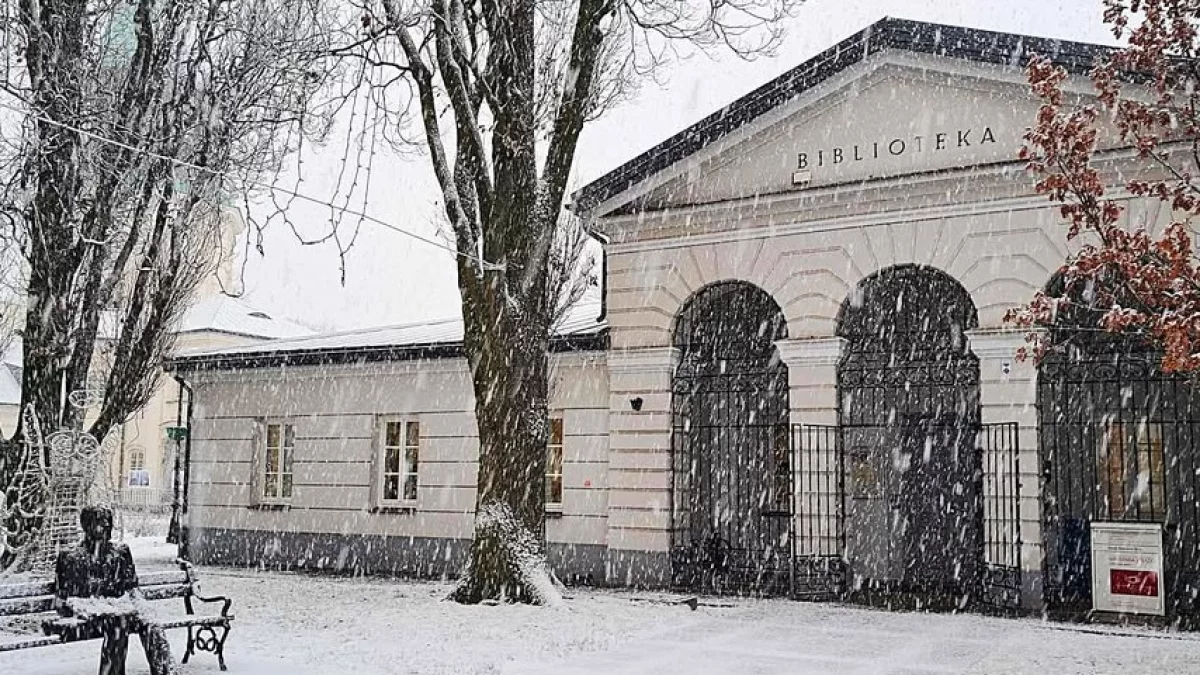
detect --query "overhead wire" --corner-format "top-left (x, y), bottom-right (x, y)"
top-left (0, 97), bottom-right (503, 271)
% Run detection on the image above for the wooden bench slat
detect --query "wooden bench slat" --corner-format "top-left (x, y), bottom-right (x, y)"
top-left (157, 614), bottom-right (233, 630)
top-left (0, 580), bottom-right (54, 601)
top-left (44, 613), bottom-right (231, 634)
top-left (135, 571), bottom-right (190, 587)
top-left (0, 634), bottom-right (64, 652)
top-left (1, 584), bottom-right (192, 617)
top-left (0, 570), bottom-right (188, 601)
top-left (0, 595), bottom-right (54, 616)
top-left (140, 581), bottom-right (189, 595)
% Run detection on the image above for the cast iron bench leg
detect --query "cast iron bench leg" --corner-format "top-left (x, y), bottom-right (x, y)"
top-left (182, 625), bottom-right (195, 665)
top-left (216, 624), bottom-right (230, 671)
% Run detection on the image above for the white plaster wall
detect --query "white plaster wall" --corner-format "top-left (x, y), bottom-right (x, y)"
top-left (184, 352), bottom-right (609, 547)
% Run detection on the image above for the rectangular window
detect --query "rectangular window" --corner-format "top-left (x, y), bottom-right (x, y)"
top-left (1098, 420), bottom-right (1165, 520)
top-left (849, 450), bottom-right (875, 499)
top-left (546, 417), bottom-right (563, 509)
top-left (262, 422), bottom-right (295, 501)
top-left (127, 449), bottom-right (149, 487)
top-left (380, 420), bottom-right (419, 505)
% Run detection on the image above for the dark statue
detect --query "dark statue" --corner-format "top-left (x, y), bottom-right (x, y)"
top-left (49, 505), bottom-right (178, 675)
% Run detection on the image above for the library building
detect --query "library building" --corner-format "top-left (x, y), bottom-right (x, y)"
top-left (170, 18), bottom-right (1200, 623)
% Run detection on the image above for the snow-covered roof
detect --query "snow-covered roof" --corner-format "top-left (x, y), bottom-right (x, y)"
top-left (176, 295), bottom-right (313, 340)
top-left (0, 297), bottom-right (308, 404)
top-left (169, 298), bottom-right (607, 372)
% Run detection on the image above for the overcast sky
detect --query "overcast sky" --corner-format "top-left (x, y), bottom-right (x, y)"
top-left (234, 0), bottom-right (1118, 333)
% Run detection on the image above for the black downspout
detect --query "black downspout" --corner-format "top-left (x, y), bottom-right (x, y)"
top-left (586, 228), bottom-right (609, 324)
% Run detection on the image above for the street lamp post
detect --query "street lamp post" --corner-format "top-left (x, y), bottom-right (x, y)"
top-left (166, 425), bottom-right (188, 547)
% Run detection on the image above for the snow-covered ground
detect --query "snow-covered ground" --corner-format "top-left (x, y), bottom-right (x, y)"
top-left (5, 539), bottom-right (1200, 674)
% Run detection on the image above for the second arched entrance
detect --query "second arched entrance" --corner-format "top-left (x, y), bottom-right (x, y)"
top-left (836, 264), bottom-right (986, 605)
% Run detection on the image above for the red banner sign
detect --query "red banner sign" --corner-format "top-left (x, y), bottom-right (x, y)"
top-left (1110, 569), bottom-right (1159, 598)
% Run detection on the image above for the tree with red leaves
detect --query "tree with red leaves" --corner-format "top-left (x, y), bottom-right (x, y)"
top-left (1008, 0), bottom-right (1200, 372)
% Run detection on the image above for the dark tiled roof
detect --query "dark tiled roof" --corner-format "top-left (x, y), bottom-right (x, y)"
top-left (571, 17), bottom-right (1112, 213)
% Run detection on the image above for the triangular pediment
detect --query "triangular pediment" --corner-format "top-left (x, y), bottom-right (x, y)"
top-left (574, 18), bottom-right (1111, 219)
top-left (623, 57), bottom-right (1053, 212)
top-left (642, 62), bottom-right (1043, 210)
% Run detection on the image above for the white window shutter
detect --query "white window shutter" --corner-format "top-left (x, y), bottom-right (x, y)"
top-left (249, 418), bottom-right (264, 506)
top-left (368, 415), bottom-right (382, 508)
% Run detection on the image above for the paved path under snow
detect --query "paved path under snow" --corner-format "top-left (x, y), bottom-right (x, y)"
top-left (502, 603), bottom-right (1200, 674)
top-left (4, 547), bottom-right (1200, 675)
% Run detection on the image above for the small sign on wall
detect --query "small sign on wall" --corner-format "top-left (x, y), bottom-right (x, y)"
top-left (1090, 521), bottom-right (1165, 616)
top-left (849, 450), bottom-right (880, 499)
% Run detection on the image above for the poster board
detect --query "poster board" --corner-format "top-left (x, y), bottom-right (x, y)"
top-left (1090, 521), bottom-right (1165, 616)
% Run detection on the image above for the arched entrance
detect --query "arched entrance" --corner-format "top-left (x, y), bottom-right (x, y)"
top-left (1039, 274), bottom-right (1200, 623)
top-left (670, 281), bottom-right (791, 594)
top-left (836, 264), bottom-right (984, 604)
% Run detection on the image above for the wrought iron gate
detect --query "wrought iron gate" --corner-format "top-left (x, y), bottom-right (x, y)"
top-left (789, 420), bottom-right (1021, 609)
top-left (670, 360), bottom-right (792, 595)
top-left (670, 281), bottom-right (792, 596)
top-left (672, 365), bottom-right (792, 590)
top-left (792, 423), bottom-right (845, 599)
top-left (1040, 353), bottom-right (1200, 621)
top-left (980, 421), bottom-right (1022, 612)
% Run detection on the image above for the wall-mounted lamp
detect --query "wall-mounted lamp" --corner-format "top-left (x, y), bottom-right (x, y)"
top-left (629, 397), bottom-right (644, 411)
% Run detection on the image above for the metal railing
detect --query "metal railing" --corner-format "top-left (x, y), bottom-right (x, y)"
top-left (118, 487), bottom-right (171, 511)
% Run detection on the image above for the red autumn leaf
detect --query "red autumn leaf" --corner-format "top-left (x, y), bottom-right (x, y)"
top-left (1011, 2), bottom-right (1200, 372)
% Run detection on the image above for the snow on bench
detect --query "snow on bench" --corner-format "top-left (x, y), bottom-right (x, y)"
top-left (0, 561), bottom-right (234, 670)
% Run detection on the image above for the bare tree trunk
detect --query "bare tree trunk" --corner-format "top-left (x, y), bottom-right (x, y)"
top-left (451, 233), bottom-right (554, 598)
top-left (18, 0), bottom-right (89, 436)
top-left (367, 0), bottom-right (795, 605)
top-left (452, 313), bottom-right (551, 602)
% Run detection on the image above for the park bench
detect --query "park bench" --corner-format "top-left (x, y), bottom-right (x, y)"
top-left (0, 560), bottom-right (233, 670)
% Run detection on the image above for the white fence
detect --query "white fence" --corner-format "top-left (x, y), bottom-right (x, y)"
top-left (118, 487), bottom-right (172, 511)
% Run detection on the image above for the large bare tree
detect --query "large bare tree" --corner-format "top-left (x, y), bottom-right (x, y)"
top-left (352, 0), bottom-right (799, 604)
top-left (0, 0), bottom-right (344, 564)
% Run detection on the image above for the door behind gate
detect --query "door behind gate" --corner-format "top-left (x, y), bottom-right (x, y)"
top-left (791, 420), bottom-right (1021, 610)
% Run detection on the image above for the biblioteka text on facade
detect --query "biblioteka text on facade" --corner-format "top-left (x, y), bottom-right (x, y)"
top-left (797, 126), bottom-right (998, 170)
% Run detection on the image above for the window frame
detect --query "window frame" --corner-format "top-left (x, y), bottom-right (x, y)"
top-left (259, 420), bottom-right (295, 504)
top-left (127, 447), bottom-right (149, 487)
top-left (376, 417), bottom-right (420, 508)
top-left (1098, 419), bottom-right (1165, 521)
top-left (546, 416), bottom-right (564, 512)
